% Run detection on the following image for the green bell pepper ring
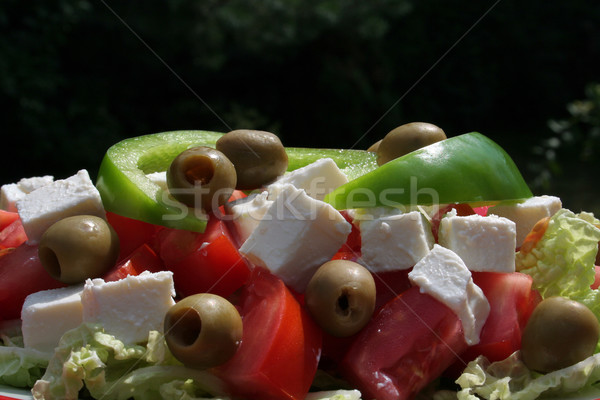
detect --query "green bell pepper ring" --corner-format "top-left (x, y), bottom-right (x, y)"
top-left (323, 132), bottom-right (533, 210)
top-left (95, 130), bottom-right (377, 232)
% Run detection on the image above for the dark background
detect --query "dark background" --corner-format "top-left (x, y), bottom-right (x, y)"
top-left (1, 1), bottom-right (599, 214)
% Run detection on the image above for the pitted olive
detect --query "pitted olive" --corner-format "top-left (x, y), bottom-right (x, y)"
top-left (216, 129), bottom-right (288, 189)
top-left (164, 293), bottom-right (243, 369)
top-left (38, 215), bottom-right (120, 284)
top-left (167, 146), bottom-right (236, 212)
top-left (305, 260), bottom-right (376, 337)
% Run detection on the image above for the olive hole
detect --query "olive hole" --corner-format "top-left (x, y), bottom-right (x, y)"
top-left (39, 247), bottom-right (62, 280)
top-left (336, 290), bottom-right (351, 317)
top-left (184, 156), bottom-right (214, 185)
top-left (169, 309), bottom-right (202, 347)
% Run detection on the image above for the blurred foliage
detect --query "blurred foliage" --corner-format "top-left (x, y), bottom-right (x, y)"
top-left (528, 83), bottom-right (600, 215)
top-left (1, 0), bottom-right (600, 211)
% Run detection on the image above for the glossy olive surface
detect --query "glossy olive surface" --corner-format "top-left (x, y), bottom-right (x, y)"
top-left (521, 296), bottom-right (600, 373)
top-left (164, 293), bottom-right (243, 369)
top-left (305, 260), bottom-right (376, 337)
top-left (216, 129), bottom-right (288, 189)
top-left (376, 122), bottom-right (446, 165)
top-left (38, 215), bottom-right (120, 284)
top-left (167, 146), bottom-right (236, 211)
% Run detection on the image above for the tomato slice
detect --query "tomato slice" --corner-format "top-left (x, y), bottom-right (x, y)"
top-left (341, 286), bottom-right (468, 400)
top-left (0, 210), bottom-right (19, 231)
top-left (216, 268), bottom-right (322, 400)
top-left (103, 243), bottom-right (165, 282)
top-left (592, 265), bottom-right (600, 289)
top-left (373, 269), bottom-right (413, 311)
top-left (450, 271), bottom-right (541, 371)
top-left (157, 214), bottom-right (250, 298)
top-left (0, 219), bottom-right (27, 250)
top-left (336, 210), bottom-right (361, 253)
top-left (0, 244), bottom-right (66, 321)
top-left (106, 212), bottom-right (163, 261)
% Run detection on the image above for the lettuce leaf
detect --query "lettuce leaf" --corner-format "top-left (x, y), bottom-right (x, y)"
top-left (0, 343), bottom-right (51, 388)
top-left (31, 323), bottom-right (226, 400)
top-left (515, 208), bottom-right (600, 300)
top-left (456, 351), bottom-right (600, 400)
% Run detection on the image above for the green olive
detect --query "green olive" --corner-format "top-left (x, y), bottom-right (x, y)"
top-left (367, 139), bottom-right (381, 153)
top-left (167, 146), bottom-right (236, 211)
top-left (376, 122), bottom-right (446, 165)
top-left (216, 129), bottom-right (288, 189)
top-left (38, 215), bottom-right (120, 284)
top-left (305, 260), bottom-right (376, 337)
top-left (521, 296), bottom-right (600, 373)
top-left (164, 293), bottom-right (243, 369)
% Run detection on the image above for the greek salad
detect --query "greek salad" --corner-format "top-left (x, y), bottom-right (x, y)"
top-left (1, 126), bottom-right (600, 400)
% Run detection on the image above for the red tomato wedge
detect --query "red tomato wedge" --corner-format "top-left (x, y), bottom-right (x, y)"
top-left (106, 212), bottom-right (163, 261)
top-left (157, 214), bottom-right (250, 298)
top-left (467, 272), bottom-right (540, 361)
top-left (0, 244), bottom-right (66, 321)
top-left (216, 268), bottom-right (322, 400)
top-left (103, 243), bottom-right (165, 282)
top-left (0, 210), bottom-right (19, 231)
top-left (0, 219), bottom-right (27, 250)
top-left (592, 265), bottom-right (600, 289)
top-left (341, 286), bottom-right (468, 400)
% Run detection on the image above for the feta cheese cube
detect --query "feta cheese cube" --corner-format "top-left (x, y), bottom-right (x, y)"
top-left (81, 271), bottom-right (176, 345)
top-left (409, 244), bottom-right (490, 345)
top-left (21, 285), bottom-right (84, 353)
top-left (489, 195), bottom-right (562, 247)
top-left (145, 171), bottom-right (168, 191)
top-left (17, 170), bottom-right (106, 243)
top-left (268, 158), bottom-right (348, 201)
top-left (0, 175), bottom-right (54, 212)
top-left (438, 212), bottom-right (516, 273)
top-left (226, 191), bottom-right (273, 244)
top-left (359, 210), bottom-right (434, 272)
top-left (239, 184), bottom-right (352, 292)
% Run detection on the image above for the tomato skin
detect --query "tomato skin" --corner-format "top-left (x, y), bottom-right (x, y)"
top-left (216, 268), bottom-right (322, 400)
top-left (446, 271), bottom-right (541, 376)
top-left (341, 286), bottom-right (468, 400)
top-left (373, 269), bottom-right (413, 311)
top-left (0, 219), bottom-right (27, 249)
top-left (0, 244), bottom-right (66, 321)
top-left (103, 243), bottom-right (165, 281)
top-left (0, 210), bottom-right (19, 231)
top-left (157, 215), bottom-right (250, 299)
top-left (106, 212), bottom-right (162, 261)
top-left (592, 265), bottom-right (600, 289)
top-left (336, 210), bottom-right (361, 253)
top-left (431, 203), bottom-right (476, 242)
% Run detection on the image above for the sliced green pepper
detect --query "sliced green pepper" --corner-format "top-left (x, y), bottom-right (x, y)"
top-left (95, 130), bottom-right (377, 232)
top-left (324, 132), bottom-right (533, 210)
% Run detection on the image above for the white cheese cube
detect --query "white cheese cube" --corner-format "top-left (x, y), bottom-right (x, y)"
top-left (145, 171), bottom-right (168, 191)
top-left (16, 170), bottom-right (106, 243)
top-left (21, 285), bottom-right (84, 353)
top-left (438, 212), bottom-right (516, 273)
top-left (268, 158), bottom-right (348, 201)
top-left (81, 271), bottom-right (176, 345)
top-left (226, 191), bottom-right (273, 244)
top-left (359, 211), bottom-right (434, 272)
top-left (239, 184), bottom-right (352, 292)
top-left (409, 244), bottom-right (490, 345)
top-left (488, 195), bottom-right (562, 247)
top-left (0, 175), bottom-right (54, 212)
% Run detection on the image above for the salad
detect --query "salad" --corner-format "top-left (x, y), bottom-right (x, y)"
top-left (1, 124), bottom-right (600, 400)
